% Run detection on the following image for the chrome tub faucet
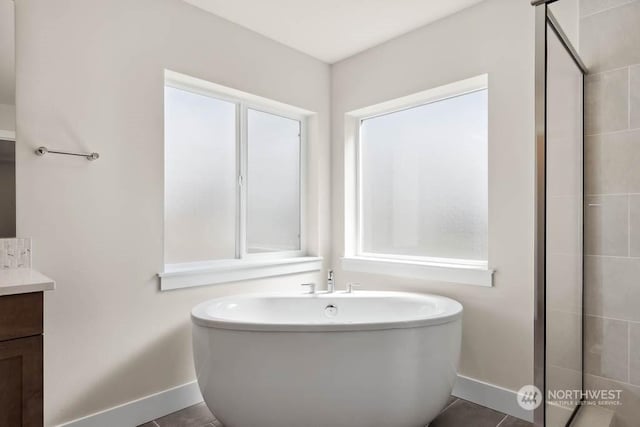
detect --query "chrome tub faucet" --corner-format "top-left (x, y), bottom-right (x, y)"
top-left (327, 270), bottom-right (334, 293)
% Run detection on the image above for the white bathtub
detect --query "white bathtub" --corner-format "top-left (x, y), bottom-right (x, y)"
top-left (191, 291), bottom-right (462, 427)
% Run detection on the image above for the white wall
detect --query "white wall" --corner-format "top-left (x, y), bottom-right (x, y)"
top-left (0, 103), bottom-right (14, 133)
top-left (14, 0), bottom-right (330, 425)
top-left (0, 0), bottom-right (15, 137)
top-left (331, 0), bottom-right (535, 392)
top-left (0, 0), bottom-right (15, 107)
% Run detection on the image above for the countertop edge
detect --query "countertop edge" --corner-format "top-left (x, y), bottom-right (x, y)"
top-left (0, 268), bottom-right (56, 297)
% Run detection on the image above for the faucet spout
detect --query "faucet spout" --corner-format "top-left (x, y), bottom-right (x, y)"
top-left (327, 270), bottom-right (334, 293)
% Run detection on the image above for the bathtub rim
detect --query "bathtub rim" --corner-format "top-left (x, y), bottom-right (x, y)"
top-left (191, 291), bottom-right (463, 332)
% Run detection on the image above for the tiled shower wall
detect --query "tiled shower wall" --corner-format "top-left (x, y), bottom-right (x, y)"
top-left (580, 0), bottom-right (640, 426)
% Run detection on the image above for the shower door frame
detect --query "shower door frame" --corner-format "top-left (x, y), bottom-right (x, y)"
top-left (533, 1), bottom-right (588, 426)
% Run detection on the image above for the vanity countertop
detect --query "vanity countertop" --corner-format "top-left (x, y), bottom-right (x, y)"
top-left (0, 268), bottom-right (56, 296)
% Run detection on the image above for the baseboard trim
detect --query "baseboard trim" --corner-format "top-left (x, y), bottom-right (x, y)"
top-left (57, 374), bottom-right (533, 426)
top-left (56, 382), bottom-right (204, 427)
top-left (452, 375), bottom-right (534, 422)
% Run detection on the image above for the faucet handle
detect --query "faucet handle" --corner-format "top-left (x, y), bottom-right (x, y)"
top-left (346, 282), bottom-right (361, 293)
top-left (301, 283), bottom-right (316, 294)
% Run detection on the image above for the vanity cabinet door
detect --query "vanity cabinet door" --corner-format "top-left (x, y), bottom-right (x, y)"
top-left (0, 292), bottom-right (43, 342)
top-left (0, 335), bottom-right (43, 427)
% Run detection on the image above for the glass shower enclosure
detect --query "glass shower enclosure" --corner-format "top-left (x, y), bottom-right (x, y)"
top-left (533, 1), bottom-right (587, 426)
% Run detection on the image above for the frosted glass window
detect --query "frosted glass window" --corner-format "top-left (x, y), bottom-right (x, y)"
top-left (164, 86), bottom-right (237, 263)
top-left (247, 110), bottom-right (301, 253)
top-left (164, 77), bottom-right (307, 269)
top-left (359, 89), bottom-right (488, 261)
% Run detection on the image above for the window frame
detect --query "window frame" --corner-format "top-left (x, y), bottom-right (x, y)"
top-left (343, 74), bottom-right (494, 287)
top-left (160, 71), bottom-right (320, 290)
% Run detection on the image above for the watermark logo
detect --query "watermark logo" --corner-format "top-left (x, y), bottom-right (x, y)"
top-left (517, 385), bottom-right (542, 410)
top-left (516, 385), bottom-right (623, 410)
top-left (549, 389), bottom-right (622, 407)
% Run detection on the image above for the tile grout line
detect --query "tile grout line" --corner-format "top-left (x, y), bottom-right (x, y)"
top-left (584, 313), bottom-right (640, 326)
top-left (584, 63), bottom-right (640, 83)
top-left (587, 371), bottom-right (640, 389)
top-left (634, 66), bottom-right (638, 130)
top-left (438, 397), bottom-right (459, 416)
top-left (585, 64), bottom-right (635, 78)
top-left (584, 254), bottom-right (640, 259)
top-left (585, 313), bottom-right (629, 323)
top-left (495, 414), bottom-right (509, 427)
top-left (585, 125), bottom-right (640, 138)
top-left (629, 194), bottom-right (632, 257)
top-left (586, 192), bottom-right (640, 197)
top-left (629, 67), bottom-right (632, 130)
top-left (629, 319), bottom-right (632, 384)
top-left (581, 0), bottom-right (638, 20)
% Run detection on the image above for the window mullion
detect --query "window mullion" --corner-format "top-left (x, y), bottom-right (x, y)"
top-left (237, 103), bottom-right (248, 259)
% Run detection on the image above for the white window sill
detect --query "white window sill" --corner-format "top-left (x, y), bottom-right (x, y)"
top-left (0, 129), bottom-right (16, 141)
top-left (341, 256), bottom-right (494, 287)
top-left (159, 256), bottom-right (323, 291)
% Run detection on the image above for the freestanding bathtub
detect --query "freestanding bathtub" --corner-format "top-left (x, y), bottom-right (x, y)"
top-left (191, 291), bottom-right (463, 427)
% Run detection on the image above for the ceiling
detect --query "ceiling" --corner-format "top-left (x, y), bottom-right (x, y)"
top-left (0, 0), bottom-right (14, 105)
top-left (182, 0), bottom-right (485, 64)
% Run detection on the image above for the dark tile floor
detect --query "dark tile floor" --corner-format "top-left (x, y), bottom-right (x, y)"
top-left (139, 397), bottom-right (533, 427)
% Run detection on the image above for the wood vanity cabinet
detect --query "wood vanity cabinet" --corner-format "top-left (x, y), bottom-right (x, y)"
top-left (0, 292), bottom-right (44, 427)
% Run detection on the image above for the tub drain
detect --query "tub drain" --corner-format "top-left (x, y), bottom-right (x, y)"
top-left (324, 304), bottom-right (338, 317)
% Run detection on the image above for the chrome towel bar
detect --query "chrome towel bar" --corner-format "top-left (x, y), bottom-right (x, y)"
top-left (35, 146), bottom-right (99, 161)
